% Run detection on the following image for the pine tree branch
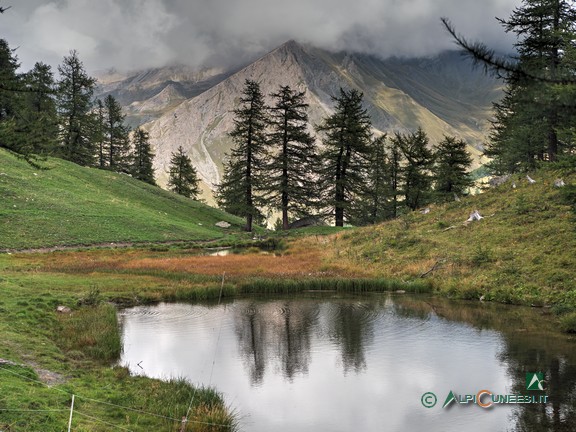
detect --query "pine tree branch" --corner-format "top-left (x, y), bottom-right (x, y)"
top-left (0, 83), bottom-right (55, 94)
top-left (441, 17), bottom-right (576, 84)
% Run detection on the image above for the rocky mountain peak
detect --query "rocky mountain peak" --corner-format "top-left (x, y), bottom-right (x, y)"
top-left (106, 41), bottom-right (501, 201)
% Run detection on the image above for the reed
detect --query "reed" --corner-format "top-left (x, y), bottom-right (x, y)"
top-left (151, 283), bottom-right (236, 303)
top-left (139, 378), bottom-right (238, 432)
top-left (237, 277), bottom-right (432, 295)
top-left (57, 303), bottom-right (121, 363)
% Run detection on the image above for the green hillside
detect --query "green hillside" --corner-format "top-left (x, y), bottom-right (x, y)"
top-left (0, 149), bottom-right (244, 249)
top-left (330, 165), bottom-right (576, 308)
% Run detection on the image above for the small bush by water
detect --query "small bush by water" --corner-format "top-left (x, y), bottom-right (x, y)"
top-left (560, 312), bottom-right (576, 333)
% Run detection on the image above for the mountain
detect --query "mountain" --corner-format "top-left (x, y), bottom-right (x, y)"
top-left (95, 64), bottom-right (241, 128)
top-left (96, 41), bottom-right (501, 196)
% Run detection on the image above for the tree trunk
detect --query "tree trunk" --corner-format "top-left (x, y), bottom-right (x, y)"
top-left (282, 206), bottom-right (289, 230)
top-left (245, 214), bottom-right (253, 232)
top-left (282, 117), bottom-right (289, 230)
top-left (335, 206), bottom-right (344, 227)
top-left (548, 127), bottom-right (558, 162)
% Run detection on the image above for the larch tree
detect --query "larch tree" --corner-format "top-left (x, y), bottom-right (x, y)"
top-left (216, 80), bottom-right (269, 232)
top-left (167, 146), bottom-right (200, 199)
top-left (396, 128), bottom-right (434, 211)
top-left (131, 128), bottom-right (156, 185)
top-left (0, 38), bottom-right (22, 153)
top-left (93, 99), bottom-right (106, 169)
top-left (488, 0), bottom-right (576, 170)
top-left (433, 135), bottom-right (473, 201)
top-left (103, 94), bottom-right (131, 172)
top-left (264, 85), bottom-right (318, 230)
top-left (316, 88), bottom-right (372, 227)
top-left (442, 0), bottom-right (576, 172)
top-left (20, 62), bottom-right (59, 156)
top-left (56, 50), bottom-right (96, 166)
top-left (350, 135), bottom-right (395, 225)
top-left (385, 136), bottom-right (404, 219)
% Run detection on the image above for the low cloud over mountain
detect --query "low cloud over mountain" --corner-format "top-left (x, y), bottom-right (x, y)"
top-left (5, 0), bottom-right (519, 72)
top-left (95, 42), bottom-right (500, 193)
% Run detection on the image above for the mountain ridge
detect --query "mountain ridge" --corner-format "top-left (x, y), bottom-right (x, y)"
top-left (95, 40), bottom-right (501, 195)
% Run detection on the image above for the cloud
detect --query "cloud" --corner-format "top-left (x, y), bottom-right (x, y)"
top-left (2, 0), bottom-right (520, 73)
top-left (4, 0), bottom-right (177, 72)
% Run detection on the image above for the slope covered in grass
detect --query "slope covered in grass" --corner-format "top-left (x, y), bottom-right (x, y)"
top-left (0, 149), bottom-right (245, 249)
top-left (331, 166), bottom-right (576, 307)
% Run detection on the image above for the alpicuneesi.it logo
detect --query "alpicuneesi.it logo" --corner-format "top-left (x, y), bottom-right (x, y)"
top-left (421, 373), bottom-right (548, 409)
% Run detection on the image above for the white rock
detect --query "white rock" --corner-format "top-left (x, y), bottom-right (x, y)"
top-left (466, 210), bottom-right (484, 222)
top-left (554, 179), bottom-right (566, 187)
top-left (215, 221), bottom-right (231, 228)
top-left (56, 306), bottom-right (72, 314)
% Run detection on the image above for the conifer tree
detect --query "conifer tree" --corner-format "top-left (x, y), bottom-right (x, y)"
top-left (167, 146), bottom-right (200, 199)
top-left (433, 135), bottom-right (473, 201)
top-left (56, 50), bottom-right (96, 166)
top-left (20, 62), bottom-right (58, 155)
top-left (103, 95), bottom-right (131, 172)
top-left (395, 128), bottom-right (434, 211)
top-left (350, 135), bottom-right (400, 225)
top-left (386, 136), bottom-right (404, 219)
top-left (131, 128), bottom-right (156, 185)
top-left (216, 80), bottom-right (268, 232)
top-left (0, 38), bottom-right (23, 153)
top-left (486, 0), bottom-right (576, 170)
top-left (316, 88), bottom-right (372, 227)
top-left (264, 85), bottom-right (318, 230)
top-left (93, 99), bottom-right (106, 168)
top-left (443, 1), bottom-right (576, 172)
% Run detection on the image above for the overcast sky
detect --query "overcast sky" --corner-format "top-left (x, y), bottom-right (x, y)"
top-left (3, 0), bottom-right (521, 73)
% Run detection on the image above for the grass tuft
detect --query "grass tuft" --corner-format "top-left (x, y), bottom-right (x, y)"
top-left (559, 312), bottom-right (576, 333)
top-left (57, 303), bottom-right (121, 363)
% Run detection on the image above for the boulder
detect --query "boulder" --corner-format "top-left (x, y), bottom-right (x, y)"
top-left (288, 217), bottom-right (325, 230)
top-left (489, 175), bottom-right (510, 187)
top-left (56, 305), bottom-right (72, 314)
top-left (215, 221), bottom-right (231, 228)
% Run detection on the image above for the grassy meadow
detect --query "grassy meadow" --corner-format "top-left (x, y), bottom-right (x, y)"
top-left (2, 146), bottom-right (576, 430)
top-left (326, 165), bottom-right (576, 312)
top-left (0, 148), bottom-right (247, 250)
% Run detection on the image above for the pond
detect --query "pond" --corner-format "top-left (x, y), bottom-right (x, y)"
top-left (119, 294), bottom-right (576, 432)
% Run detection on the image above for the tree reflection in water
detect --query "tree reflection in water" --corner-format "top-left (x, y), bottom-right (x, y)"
top-left (234, 300), bottom-right (319, 383)
top-left (234, 298), bottom-right (380, 382)
top-left (393, 296), bottom-right (576, 432)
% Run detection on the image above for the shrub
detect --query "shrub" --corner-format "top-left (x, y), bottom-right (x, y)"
top-left (560, 312), bottom-right (576, 333)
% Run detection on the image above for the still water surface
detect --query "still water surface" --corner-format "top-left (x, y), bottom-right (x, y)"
top-left (119, 295), bottom-right (576, 432)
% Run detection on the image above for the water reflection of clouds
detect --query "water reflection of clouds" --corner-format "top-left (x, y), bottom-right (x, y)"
top-left (120, 298), bottom-right (514, 432)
